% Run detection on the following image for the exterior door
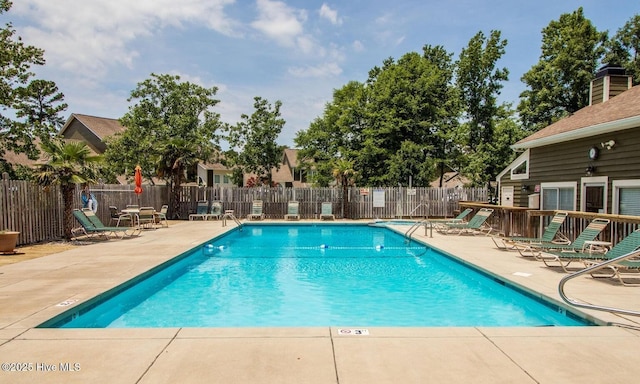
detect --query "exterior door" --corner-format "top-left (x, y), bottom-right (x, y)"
top-left (501, 186), bottom-right (514, 207)
top-left (581, 177), bottom-right (608, 214)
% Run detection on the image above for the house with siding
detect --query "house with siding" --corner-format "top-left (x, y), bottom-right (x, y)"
top-left (497, 65), bottom-right (640, 216)
top-left (242, 148), bottom-right (311, 188)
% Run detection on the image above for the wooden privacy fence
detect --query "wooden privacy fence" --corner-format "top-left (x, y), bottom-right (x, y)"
top-left (1, 177), bottom-right (488, 246)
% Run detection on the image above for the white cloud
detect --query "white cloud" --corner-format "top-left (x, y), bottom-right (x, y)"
top-left (288, 62), bottom-right (342, 78)
top-left (352, 40), bottom-right (365, 52)
top-left (251, 0), bottom-right (307, 47)
top-left (12, 0), bottom-right (239, 77)
top-left (319, 3), bottom-right (341, 25)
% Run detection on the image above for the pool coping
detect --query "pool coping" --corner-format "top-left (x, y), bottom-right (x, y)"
top-left (2, 219), bottom-right (640, 383)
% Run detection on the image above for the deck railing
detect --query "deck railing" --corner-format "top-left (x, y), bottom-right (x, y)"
top-left (459, 202), bottom-right (640, 248)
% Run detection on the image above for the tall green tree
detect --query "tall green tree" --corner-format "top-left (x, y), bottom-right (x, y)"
top-left (361, 46), bottom-right (459, 186)
top-left (518, 7), bottom-right (607, 131)
top-left (456, 30), bottom-right (510, 186)
top-left (462, 104), bottom-right (524, 187)
top-left (295, 45), bottom-right (459, 187)
top-left (34, 140), bottom-right (102, 240)
top-left (226, 97), bottom-right (285, 186)
top-left (104, 73), bottom-right (222, 217)
top-left (604, 14), bottom-right (640, 85)
top-left (0, 1), bottom-right (67, 176)
top-left (456, 30), bottom-right (508, 151)
top-left (294, 81), bottom-right (368, 186)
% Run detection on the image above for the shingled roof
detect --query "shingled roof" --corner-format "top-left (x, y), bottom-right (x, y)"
top-left (512, 84), bottom-right (640, 149)
top-left (59, 113), bottom-right (125, 139)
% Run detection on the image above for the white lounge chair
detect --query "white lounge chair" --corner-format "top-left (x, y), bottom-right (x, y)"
top-left (205, 201), bottom-right (222, 220)
top-left (189, 200), bottom-right (209, 221)
top-left (319, 202), bottom-right (335, 220)
top-left (247, 200), bottom-right (264, 220)
top-left (285, 201), bottom-right (300, 221)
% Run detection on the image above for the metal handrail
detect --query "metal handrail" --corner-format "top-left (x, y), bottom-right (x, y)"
top-left (405, 219), bottom-right (433, 241)
top-left (222, 211), bottom-right (242, 229)
top-left (558, 249), bottom-right (640, 317)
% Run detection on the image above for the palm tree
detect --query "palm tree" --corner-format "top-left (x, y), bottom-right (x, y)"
top-left (34, 140), bottom-right (102, 239)
top-left (332, 159), bottom-right (357, 218)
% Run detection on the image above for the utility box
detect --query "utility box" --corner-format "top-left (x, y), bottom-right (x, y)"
top-left (528, 193), bottom-right (540, 209)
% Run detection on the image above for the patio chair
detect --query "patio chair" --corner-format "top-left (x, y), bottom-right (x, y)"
top-left (138, 207), bottom-right (157, 229)
top-left (428, 208), bottom-right (473, 223)
top-left (539, 228), bottom-right (640, 274)
top-left (73, 209), bottom-right (134, 239)
top-left (154, 204), bottom-right (169, 227)
top-left (514, 218), bottom-right (610, 258)
top-left (434, 208), bottom-right (494, 235)
top-left (319, 202), bottom-right (335, 220)
top-left (602, 257), bottom-right (640, 286)
top-left (204, 201), bottom-right (222, 221)
top-left (109, 205), bottom-right (133, 227)
top-left (247, 200), bottom-right (265, 220)
top-left (189, 200), bottom-right (209, 221)
top-left (284, 201), bottom-right (300, 221)
top-left (490, 211), bottom-right (569, 250)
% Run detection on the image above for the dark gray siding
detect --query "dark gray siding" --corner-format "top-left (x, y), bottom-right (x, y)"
top-left (526, 127), bottom-right (640, 211)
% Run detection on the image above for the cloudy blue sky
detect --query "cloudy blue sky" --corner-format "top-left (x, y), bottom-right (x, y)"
top-left (4, 0), bottom-right (638, 146)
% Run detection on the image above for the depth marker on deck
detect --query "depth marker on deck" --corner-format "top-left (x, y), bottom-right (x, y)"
top-left (337, 328), bottom-right (369, 335)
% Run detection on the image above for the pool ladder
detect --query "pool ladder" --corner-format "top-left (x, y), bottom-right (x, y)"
top-left (405, 219), bottom-right (433, 242)
top-left (222, 211), bottom-right (243, 230)
top-left (558, 249), bottom-right (640, 319)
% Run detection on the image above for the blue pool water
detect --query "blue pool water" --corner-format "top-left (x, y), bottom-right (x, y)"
top-left (43, 224), bottom-right (589, 328)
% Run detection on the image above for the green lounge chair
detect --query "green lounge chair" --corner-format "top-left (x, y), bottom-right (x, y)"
top-left (247, 200), bottom-right (265, 220)
top-left (540, 228), bottom-right (640, 274)
top-left (284, 201), bottom-right (300, 221)
top-left (601, 256), bottom-right (640, 286)
top-left (434, 208), bottom-right (494, 235)
top-left (514, 218), bottom-right (610, 258)
top-left (189, 200), bottom-right (209, 221)
top-left (320, 202), bottom-right (335, 220)
top-left (73, 209), bottom-right (134, 239)
top-left (82, 208), bottom-right (139, 237)
top-left (427, 208), bottom-right (473, 224)
top-left (491, 211), bottom-right (569, 250)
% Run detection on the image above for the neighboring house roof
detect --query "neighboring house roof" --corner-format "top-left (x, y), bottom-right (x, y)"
top-left (283, 148), bottom-right (299, 167)
top-left (429, 172), bottom-right (470, 188)
top-left (198, 162), bottom-right (232, 171)
top-left (512, 85), bottom-right (640, 149)
top-left (59, 113), bottom-right (125, 140)
top-left (2, 147), bottom-right (42, 168)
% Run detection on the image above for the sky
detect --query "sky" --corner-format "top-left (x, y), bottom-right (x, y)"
top-left (3, 0), bottom-right (639, 147)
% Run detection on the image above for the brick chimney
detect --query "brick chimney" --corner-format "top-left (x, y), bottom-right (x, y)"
top-left (589, 64), bottom-right (632, 105)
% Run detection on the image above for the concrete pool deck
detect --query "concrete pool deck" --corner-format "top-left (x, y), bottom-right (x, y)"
top-left (1, 220), bottom-right (639, 383)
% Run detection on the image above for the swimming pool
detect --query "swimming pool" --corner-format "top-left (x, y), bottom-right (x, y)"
top-left (40, 224), bottom-right (590, 328)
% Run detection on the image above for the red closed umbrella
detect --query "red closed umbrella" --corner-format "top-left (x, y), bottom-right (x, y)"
top-left (134, 165), bottom-right (143, 205)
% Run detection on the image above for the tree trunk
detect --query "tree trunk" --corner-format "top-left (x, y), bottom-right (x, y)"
top-left (171, 168), bottom-right (182, 219)
top-left (62, 185), bottom-right (75, 240)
